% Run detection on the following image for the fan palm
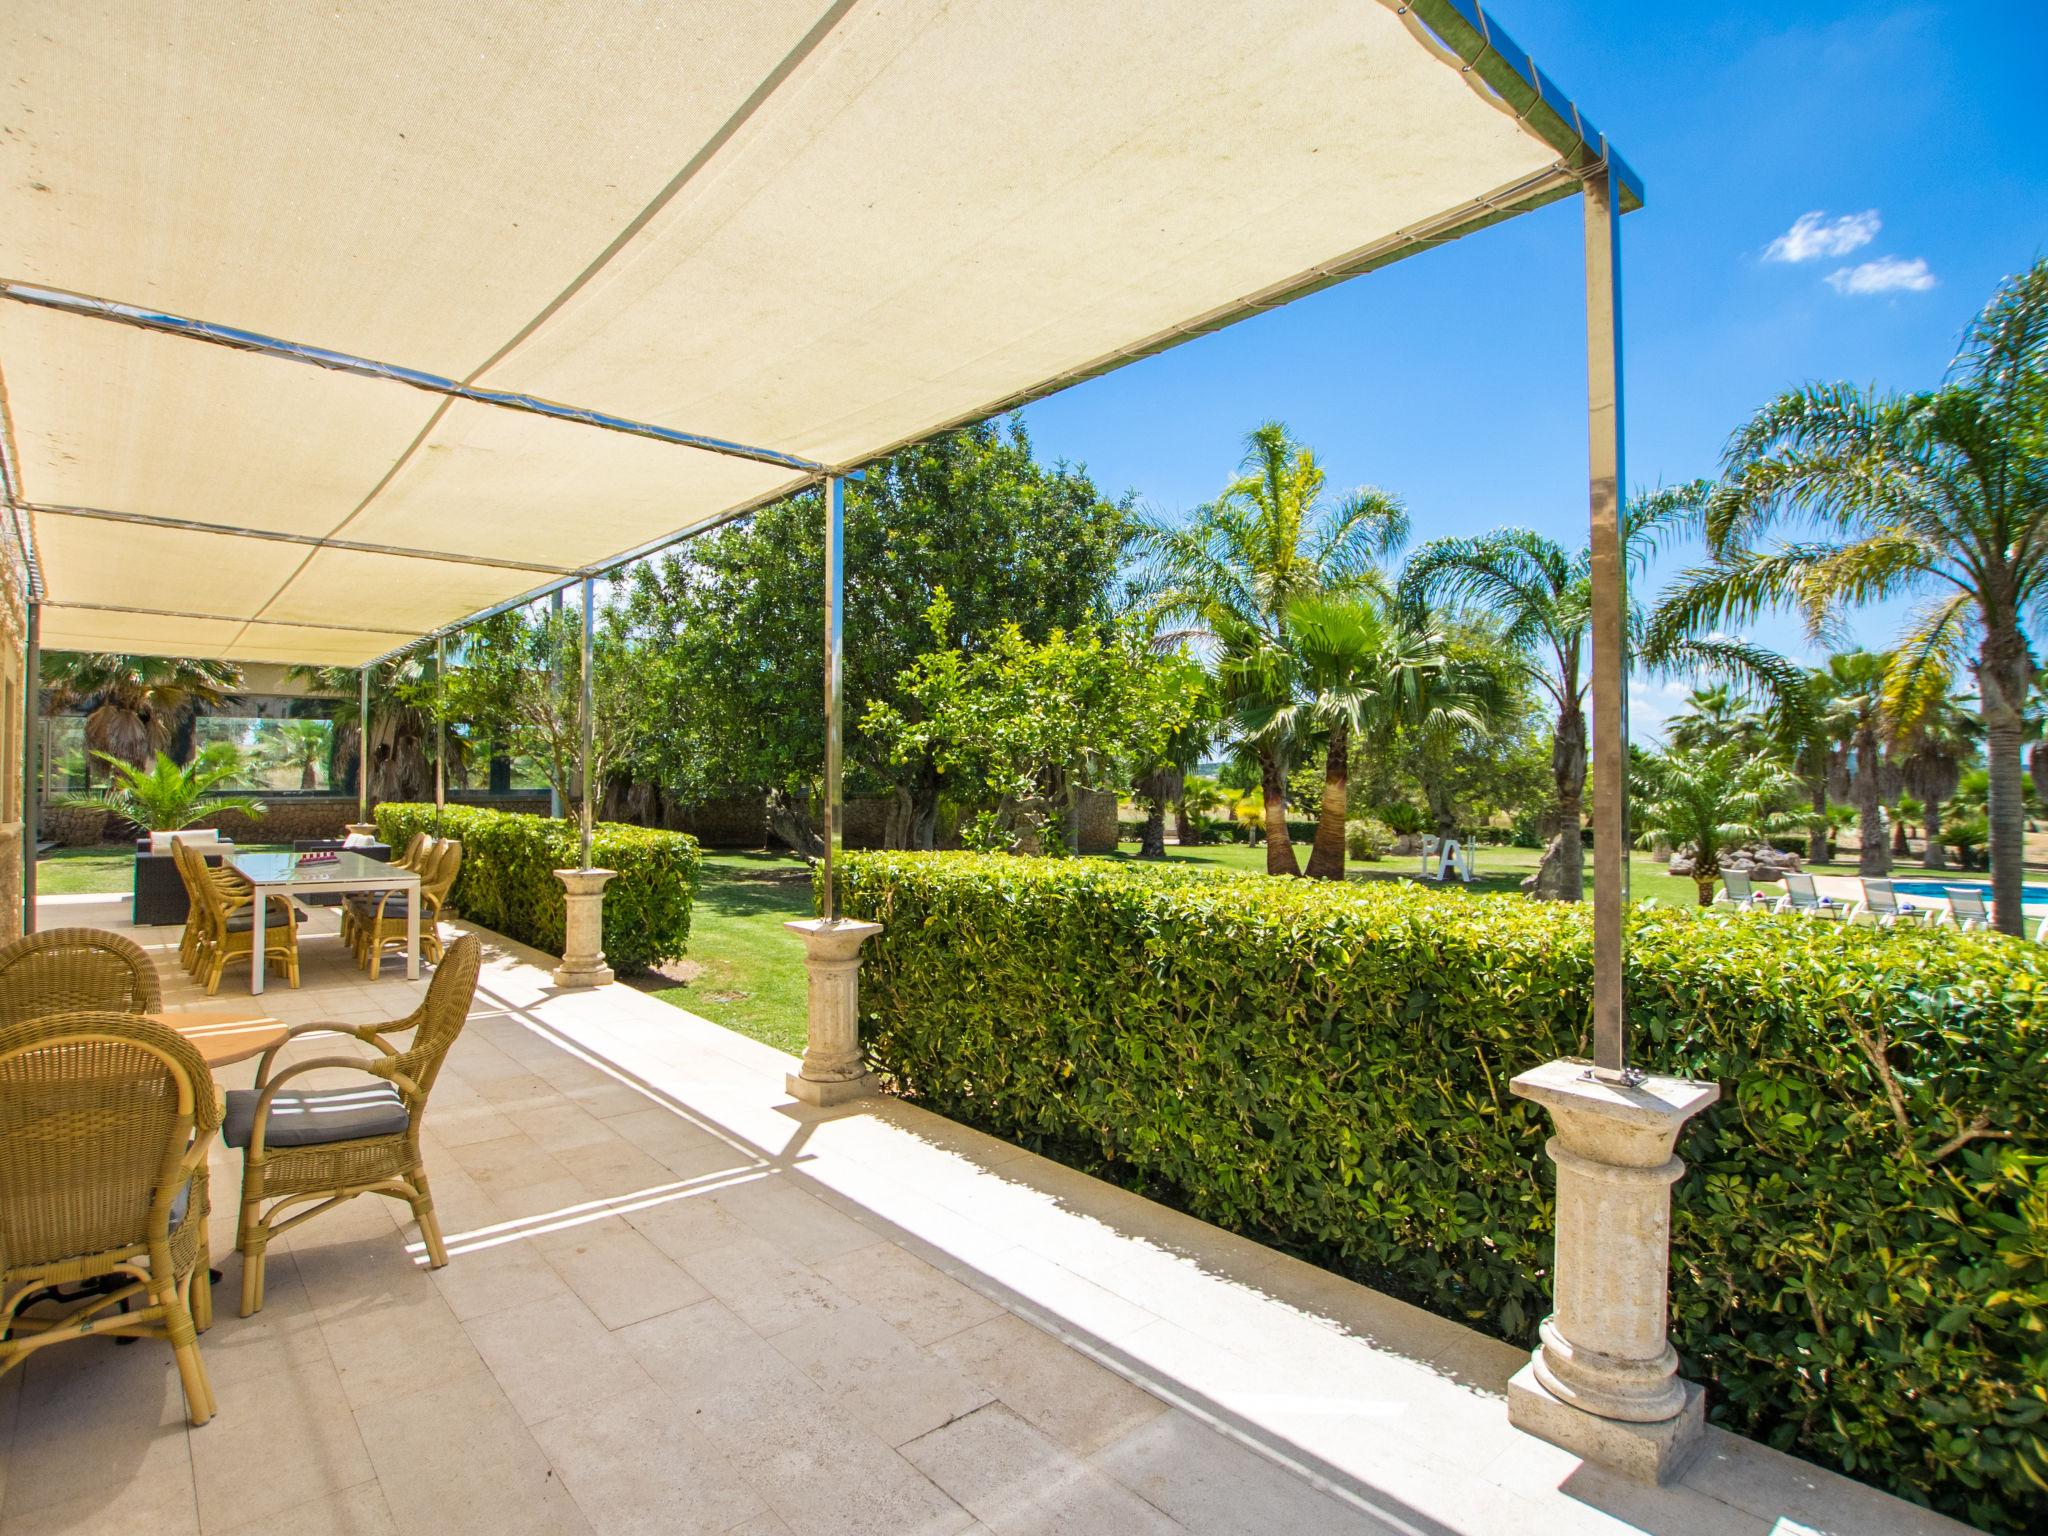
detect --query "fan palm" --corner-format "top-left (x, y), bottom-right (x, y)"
top-left (1892, 683), bottom-right (1980, 870)
top-left (1146, 422), bottom-right (1408, 874)
top-left (40, 653), bottom-right (242, 783)
top-left (1653, 260), bottom-right (2048, 932)
top-left (1666, 683), bottom-right (1766, 752)
top-left (1631, 744), bottom-right (1801, 907)
top-left (292, 651), bottom-right (465, 803)
top-left (258, 719), bottom-right (333, 790)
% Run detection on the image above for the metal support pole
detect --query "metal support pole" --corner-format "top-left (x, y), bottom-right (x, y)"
top-left (434, 633), bottom-right (446, 813)
top-left (357, 667), bottom-right (370, 826)
top-left (21, 600), bottom-right (38, 934)
top-left (549, 590), bottom-right (564, 820)
top-left (820, 474), bottom-right (844, 922)
top-left (579, 576), bottom-right (595, 871)
top-left (1583, 166), bottom-right (1631, 1080)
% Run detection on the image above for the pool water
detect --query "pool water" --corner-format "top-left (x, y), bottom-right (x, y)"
top-left (1888, 878), bottom-right (2048, 911)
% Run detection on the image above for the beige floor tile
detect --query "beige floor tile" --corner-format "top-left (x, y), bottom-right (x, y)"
top-left (901, 1402), bottom-right (1182, 1536)
top-left (529, 1383), bottom-right (766, 1536)
top-left (535, 1220), bottom-right (709, 1330)
top-left (722, 1514), bottom-right (796, 1536)
top-left (932, 1314), bottom-right (1168, 1457)
top-left (625, 1187), bottom-right (752, 1260)
top-left (553, 1135), bottom-right (679, 1200)
top-left (618, 1300), bottom-right (802, 1416)
top-left (459, 1292), bottom-right (652, 1425)
top-left (187, 1350), bottom-right (374, 1532)
top-left (712, 1178), bottom-right (883, 1265)
top-left (812, 1241), bottom-right (1003, 1347)
top-left (316, 1285), bottom-right (490, 1411)
top-left (209, 1481), bottom-right (398, 1536)
top-left (427, 1234), bottom-right (571, 1322)
top-left (444, 1133), bottom-right (572, 1196)
top-left (352, 1373), bottom-right (593, 1536)
top-left (768, 1304), bottom-right (993, 1448)
top-left (1091, 1410), bottom-right (1400, 1535)
top-left (681, 1236), bottom-right (855, 1338)
top-left (1, 1343), bottom-right (196, 1525)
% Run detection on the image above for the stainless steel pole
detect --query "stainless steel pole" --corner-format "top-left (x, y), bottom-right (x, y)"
top-left (549, 589), bottom-right (564, 820)
top-left (357, 667), bottom-right (370, 826)
top-left (579, 576), bottom-right (595, 870)
top-left (434, 633), bottom-right (446, 814)
top-left (21, 599), bottom-right (38, 934)
top-left (821, 473), bottom-right (844, 922)
top-left (1583, 165), bottom-right (1631, 1080)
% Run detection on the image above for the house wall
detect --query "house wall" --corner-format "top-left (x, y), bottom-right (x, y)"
top-left (0, 533), bottom-right (27, 939)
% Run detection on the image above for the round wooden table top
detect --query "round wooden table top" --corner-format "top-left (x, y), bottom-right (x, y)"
top-left (150, 1009), bottom-right (289, 1069)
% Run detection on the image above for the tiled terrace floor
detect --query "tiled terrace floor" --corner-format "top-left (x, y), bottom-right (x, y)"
top-left (1, 893), bottom-right (1978, 1536)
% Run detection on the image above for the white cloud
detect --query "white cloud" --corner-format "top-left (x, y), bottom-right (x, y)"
top-left (1764, 209), bottom-right (1880, 263)
top-left (1825, 255), bottom-right (1937, 295)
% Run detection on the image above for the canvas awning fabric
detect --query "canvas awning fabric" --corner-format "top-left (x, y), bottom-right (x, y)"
top-left (0, 0), bottom-right (1635, 666)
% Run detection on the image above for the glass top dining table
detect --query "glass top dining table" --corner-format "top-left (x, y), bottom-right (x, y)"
top-left (228, 850), bottom-right (421, 994)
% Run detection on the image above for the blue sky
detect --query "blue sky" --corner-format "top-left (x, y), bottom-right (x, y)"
top-left (1017, 1), bottom-right (2047, 740)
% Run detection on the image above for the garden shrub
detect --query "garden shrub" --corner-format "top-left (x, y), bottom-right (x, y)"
top-left (376, 802), bottom-right (697, 974)
top-left (834, 851), bottom-right (2047, 1532)
top-left (1344, 817), bottom-right (1392, 860)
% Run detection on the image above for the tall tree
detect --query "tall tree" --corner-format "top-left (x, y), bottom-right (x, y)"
top-left (1820, 651), bottom-right (1895, 876)
top-left (1656, 260), bottom-right (2048, 933)
top-left (625, 417), bottom-right (1133, 849)
top-left (291, 651), bottom-right (463, 803)
top-left (1146, 422), bottom-right (1407, 875)
top-left (1892, 681), bottom-right (1981, 870)
top-left (1665, 683), bottom-right (1767, 752)
top-left (41, 653), bottom-right (241, 783)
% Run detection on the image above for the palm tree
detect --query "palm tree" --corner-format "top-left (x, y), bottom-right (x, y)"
top-left (1666, 684), bottom-right (1766, 752)
top-left (1631, 744), bottom-right (1801, 906)
top-left (1146, 422), bottom-right (1408, 875)
top-left (292, 651), bottom-right (465, 803)
top-left (1655, 260), bottom-right (2048, 933)
top-left (41, 653), bottom-right (242, 783)
top-left (1279, 592), bottom-right (1503, 878)
top-left (1892, 684), bottom-right (1980, 870)
top-left (58, 750), bottom-right (266, 834)
top-left (259, 719), bottom-right (333, 790)
top-left (1818, 651), bottom-right (1896, 876)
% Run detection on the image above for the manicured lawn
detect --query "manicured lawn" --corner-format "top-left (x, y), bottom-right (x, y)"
top-left (635, 851), bottom-right (815, 1054)
top-left (34, 846), bottom-right (135, 896)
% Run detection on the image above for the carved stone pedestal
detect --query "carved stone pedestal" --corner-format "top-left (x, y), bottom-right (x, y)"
top-left (551, 868), bottom-right (616, 987)
top-left (784, 917), bottom-right (882, 1106)
top-left (1506, 1058), bottom-right (1720, 1484)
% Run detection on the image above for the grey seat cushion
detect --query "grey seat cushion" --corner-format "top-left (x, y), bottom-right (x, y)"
top-left (223, 1082), bottom-right (409, 1149)
top-left (225, 906), bottom-right (306, 932)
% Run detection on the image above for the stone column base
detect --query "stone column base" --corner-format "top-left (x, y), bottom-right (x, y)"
top-left (784, 917), bottom-right (882, 1107)
top-left (552, 868), bottom-right (616, 987)
top-left (1508, 1359), bottom-right (1706, 1485)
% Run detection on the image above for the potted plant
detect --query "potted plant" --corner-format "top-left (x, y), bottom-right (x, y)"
top-left (59, 750), bottom-right (267, 843)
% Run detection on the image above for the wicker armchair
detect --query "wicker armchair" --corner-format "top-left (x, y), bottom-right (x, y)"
top-left (347, 838), bottom-right (462, 975)
top-left (227, 933), bottom-right (481, 1315)
top-left (183, 840), bottom-right (300, 995)
top-left (340, 833), bottom-right (433, 958)
top-left (0, 927), bottom-right (163, 1026)
top-left (0, 1011), bottom-right (221, 1425)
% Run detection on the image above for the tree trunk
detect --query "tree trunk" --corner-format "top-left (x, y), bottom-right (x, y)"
top-left (1922, 793), bottom-right (1947, 870)
top-left (1139, 801), bottom-right (1167, 859)
top-left (1806, 777), bottom-right (1829, 865)
top-left (1258, 747), bottom-right (1299, 877)
top-left (1854, 723), bottom-right (1890, 877)
top-left (1173, 802), bottom-right (1194, 847)
top-left (1695, 874), bottom-right (1716, 908)
top-left (1531, 704), bottom-right (1586, 900)
top-left (1303, 719), bottom-right (1348, 880)
top-left (1978, 620), bottom-right (2031, 935)
top-left (1891, 805), bottom-right (1910, 857)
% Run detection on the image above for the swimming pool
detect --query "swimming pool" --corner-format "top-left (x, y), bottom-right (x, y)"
top-left (1889, 878), bottom-right (2048, 910)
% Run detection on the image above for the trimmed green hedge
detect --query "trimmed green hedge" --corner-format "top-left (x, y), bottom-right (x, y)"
top-left (375, 803), bottom-right (697, 975)
top-left (834, 851), bottom-right (2048, 1532)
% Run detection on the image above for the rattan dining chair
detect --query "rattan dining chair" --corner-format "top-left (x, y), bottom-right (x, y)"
top-left (226, 933), bottom-right (481, 1316)
top-left (348, 838), bottom-right (463, 975)
top-left (0, 1011), bottom-right (221, 1424)
top-left (340, 833), bottom-right (434, 958)
top-left (182, 838), bottom-right (302, 995)
top-left (0, 926), bottom-right (162, 1025)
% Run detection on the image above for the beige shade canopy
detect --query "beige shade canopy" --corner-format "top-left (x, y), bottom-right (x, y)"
top-left (0, 0), bottom-right (1634, 665)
